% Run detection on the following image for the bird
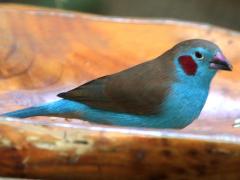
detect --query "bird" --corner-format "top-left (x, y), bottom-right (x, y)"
top-left (1, 39), bottom-right (232, 129)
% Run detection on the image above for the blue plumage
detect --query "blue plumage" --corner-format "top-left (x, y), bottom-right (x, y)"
top-left (1, 39), bottom-right (232, 129)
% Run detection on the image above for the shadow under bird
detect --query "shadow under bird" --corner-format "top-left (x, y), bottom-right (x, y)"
top-left (1, 39), bottom-right (232, 129)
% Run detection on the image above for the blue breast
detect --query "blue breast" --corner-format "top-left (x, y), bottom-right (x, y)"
top-left (156, 82), bottom-right (209, 128)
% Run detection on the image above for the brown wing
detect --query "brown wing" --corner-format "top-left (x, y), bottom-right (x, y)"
top-left (58, 55), bottom-right (175, 115)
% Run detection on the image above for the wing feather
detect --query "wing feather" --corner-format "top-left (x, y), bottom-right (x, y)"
top-left (58, 54), bottom-right (175, 115)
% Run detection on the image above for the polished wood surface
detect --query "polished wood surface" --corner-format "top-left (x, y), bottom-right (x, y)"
top-left (0, 4), bottom-right (239, 179)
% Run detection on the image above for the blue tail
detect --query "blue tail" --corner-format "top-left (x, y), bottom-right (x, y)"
top-left (0, 99), bottom-right (84, 119)
top-left (1, 105), bottom-right (51, 118)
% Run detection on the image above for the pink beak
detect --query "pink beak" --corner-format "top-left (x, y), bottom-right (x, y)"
top-left (209, 52), bottom-right (232, 71)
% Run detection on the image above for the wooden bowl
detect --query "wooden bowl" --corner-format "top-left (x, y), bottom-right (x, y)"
top-left (0, 4), bottom-right (240, 179)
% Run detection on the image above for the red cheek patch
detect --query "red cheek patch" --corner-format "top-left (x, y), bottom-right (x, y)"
top-left (178, 55), bottom-right (197, 76)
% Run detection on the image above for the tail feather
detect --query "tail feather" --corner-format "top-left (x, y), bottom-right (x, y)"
top-left (1, 106), bottom-right (49, 118)
top-left (0, 99), bottom-right (86, 119)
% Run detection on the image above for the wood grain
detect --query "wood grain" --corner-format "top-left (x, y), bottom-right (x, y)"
top-left (1, 118), bottom-right (240, 179)
top-left (0, 4), bottom-right (240, 179)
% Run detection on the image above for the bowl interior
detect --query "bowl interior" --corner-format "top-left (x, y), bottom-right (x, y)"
top-left (0, 6), bottom-right (239, 135)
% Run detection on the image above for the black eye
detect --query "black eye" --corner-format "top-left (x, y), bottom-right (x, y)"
top-left (195, 51), bottom-right (203, 59)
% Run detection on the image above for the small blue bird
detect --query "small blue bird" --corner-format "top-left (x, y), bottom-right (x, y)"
top-left (1, 39), bottom-right (232, 129)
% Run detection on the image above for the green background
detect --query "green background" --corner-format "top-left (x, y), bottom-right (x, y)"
top-left (1, 0), bottom-right (239, 31)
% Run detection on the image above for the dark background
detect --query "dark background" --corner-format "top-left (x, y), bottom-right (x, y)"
top-left (1, 0), bottom-right (239, 31)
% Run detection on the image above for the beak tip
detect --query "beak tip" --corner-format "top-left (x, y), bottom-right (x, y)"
top-left (228, 65), bottom-right (233, 71)
top-left (223, 62), bottom-right (233, 71)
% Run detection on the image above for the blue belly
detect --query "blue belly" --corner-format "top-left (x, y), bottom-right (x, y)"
top-left (46, 82), bottom-right (208, 129)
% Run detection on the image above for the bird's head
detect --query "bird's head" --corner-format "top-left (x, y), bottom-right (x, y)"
top-left (171, 39), bottom-right (232, 85)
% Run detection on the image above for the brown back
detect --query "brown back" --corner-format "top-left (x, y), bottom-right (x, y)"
top-left (58, 51), bottom-right (176, 115)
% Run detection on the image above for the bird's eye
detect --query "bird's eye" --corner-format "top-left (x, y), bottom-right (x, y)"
top-left (195, 51), bottom-right (204, 59)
